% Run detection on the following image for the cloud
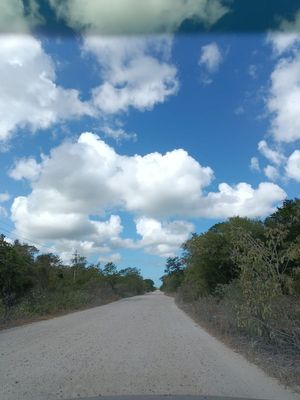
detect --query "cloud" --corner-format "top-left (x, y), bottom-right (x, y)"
top-left (250, 157), bottom-right (260, 172)
top-left (0, 192), bottom-right (10, 202)
top-left (11, 132), bottom-right (214, 221)
top-left (49, 0), bottom-right (228, 34)
top-left (11, 193), bottom-right (127, 261)
top-left (136, 217), bottom-right (194, 257)
top-left (11, 132), bottom-right (286, 235)
top-left (0, 35), bottom-right (93, 141)
top-left (98, 253), bottom-right (122, 264)
top-left (0, 207), bottom-right (8, 217)
top-left (199, 42), bottom-right (223, 73)
top-left (258, 140), bottom-right (286, 165)
top-left (268, 32), bottom-right (300, 55)
top-left (9, 157), bottom-right (42, 181)
top-left (285, 150), bottom-right (300, 182)
top-left (234, 106), bottom-right (245, 115)
top-left (266, 51), bottom-right (300, 143)
top-left (264, 165), bottom-right (279, 181)
top-left (198, 42), bottom-right (223, 85)
top-left (0, 0), bottom-right (42, 33)
top-left (83, 35), bottom-right (179, 115)
top-left (0, 33), bottom-right (179, 141)
top-left (199, 182), bottom-right (286, 219)
top-left (0, 192), bottom-right (10, 216)
top-left (267, 10), bottom-right (300, 55)
top-left (252, 13), bottom-right (300, 180)
top-left (102, 126), bottom-right (137, 143)
top-left (9, 133), bottom-right (287, 259)
top-left (0, 3), bottom-right (225, 142)
top-left (266, 11), bottom-right (300, 143)
top-left (12, 192), bottom-right (124, 242)
top-left (47, 239), bottom-right (123, 265)
top-left (47, 2), bottom-right (227, 119)
top-left (248, 64), bottom-right (258, 78)
top-left (0, 192), bottom-right (10, 217)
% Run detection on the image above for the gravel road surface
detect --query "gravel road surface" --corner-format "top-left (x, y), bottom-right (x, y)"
top-left (0, 291), bottom-right (299, 400)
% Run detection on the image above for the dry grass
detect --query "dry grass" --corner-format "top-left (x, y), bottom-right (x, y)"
top-left (176, 293), bottom-right (300, 393)
top-left (0, 293), bottom-right (119, 331)
top-left (0, 285), bottom-right (122, 331)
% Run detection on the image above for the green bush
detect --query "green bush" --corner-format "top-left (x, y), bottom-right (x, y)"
top-left (163, 198), bottom-right (300, 352)
top-left (0, 237), bottom-right (149, 322)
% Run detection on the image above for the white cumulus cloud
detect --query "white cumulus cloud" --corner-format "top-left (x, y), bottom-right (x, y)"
top-left (0, 35), bottom-right (93, 142)
top-left (0, 192), bottom-right (10, 202)
top-left (9, 157), bottom-right (42, 181)
top-left (201, 182), bottom-right (286, 219)
top-left (49, 0), bottom-right (228, 35)
top-left (285, 150), bottom-right (300, 182)
top-left (98, 253), bottom-right (122, 264)
top-left (266, 10), bottom-right (300, 143)
top-left (84, 35), bottom-right (179, 115)
top-left (136, 217), bottom-right (194, 257)
top-left (198, 42), bottom-right (223, 85)
top-left (267, 10), bottom-right (300, 55)
top-left (48, 1), bottom-right (228, 119)
top-left (102, 125), bottom-right (137, 143)
top-left (267, 52), bottom-right (300, 143)
top-left (248, 64), bottom-right (258, 78)
top-left (10, 132), bottom-right (287, 254)
top-left (258, 140), bottom-right (285, 165)
top-left (11, 132), bottom-right (214, 221)
top-left (199, 42), bottom-right (223, 72)
top-left (264, 165), bottom-right (279, 181)
top-left (0, 0), bottom-right (42, 33)
top-left (250, 157), bottom-right (260, 172)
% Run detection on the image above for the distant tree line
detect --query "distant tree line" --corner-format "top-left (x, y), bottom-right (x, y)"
top-left (0, 238), bottom-right (155, 321)
top-left (160, 199), bottom-right (300, 351)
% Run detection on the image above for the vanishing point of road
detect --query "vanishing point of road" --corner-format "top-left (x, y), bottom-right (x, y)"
top-left (0, 291), bottom-right (299, 400)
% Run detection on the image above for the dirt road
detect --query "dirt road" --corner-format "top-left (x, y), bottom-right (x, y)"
top-left (0, 291), bottom-right (298, 400)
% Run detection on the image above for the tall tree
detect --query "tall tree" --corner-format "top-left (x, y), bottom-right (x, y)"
top-left (0, 236), bottom-right (34, 316)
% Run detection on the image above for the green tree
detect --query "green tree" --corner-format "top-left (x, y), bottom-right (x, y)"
top-left (265, 198), bottom-right (300, 241)
top-left (265, 199), bottom-right (300, 274)
top-left (0, 235), bottom-right (34, 317)
top-left (71, 251), bottom-right (87, 284)
top-left (232, 223), bottom-right (300, 338)
top-left (180, 217), bottom-right (265, 297)
top-left (118, 268), bottom-right (145, 295)
top-left (103, 262), bottom-right (119, 290)
top-left (143, 279), bottom-right (155, 292)
top-left (164, 257), bottom-right (184, 275)
top-left (160, 257), bottom-right (185, 292)
top-left (34, 253), bottom-right (62, 290)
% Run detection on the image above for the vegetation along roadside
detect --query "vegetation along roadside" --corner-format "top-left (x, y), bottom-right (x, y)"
top-left (160, 198), bottom-right (300, 392)
top-left (0, 240), bottom-right (155, 330)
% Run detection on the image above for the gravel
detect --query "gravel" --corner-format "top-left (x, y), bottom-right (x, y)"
top-left (0, 291), bottom-right (299, 400)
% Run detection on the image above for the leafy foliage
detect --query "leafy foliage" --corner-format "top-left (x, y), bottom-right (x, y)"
top-left (160, 257), bottom-right (184, 292)
top-left (0, 238), bottom-right (153, 321)
top-left (143, 278), bottom-right (156, 292)
top-left (160, 199), bottom-right (300, 349)
top-left (180, 217), bottom-right (265, 294)
top-left (0, 235), bottom-right (34, 316)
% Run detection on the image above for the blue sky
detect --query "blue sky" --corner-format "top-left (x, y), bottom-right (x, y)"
top-left (0, 1), bottom-right (300, 285)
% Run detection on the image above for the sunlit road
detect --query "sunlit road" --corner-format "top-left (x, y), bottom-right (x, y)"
top-left (0, 291), bottom-right (299, 400)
